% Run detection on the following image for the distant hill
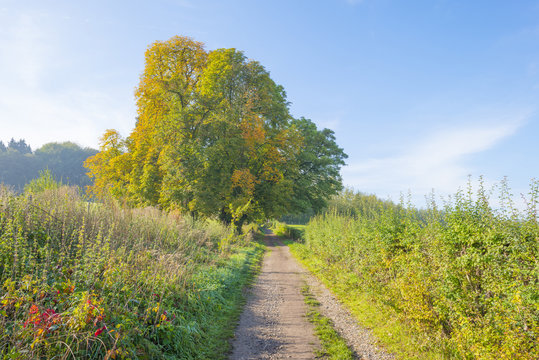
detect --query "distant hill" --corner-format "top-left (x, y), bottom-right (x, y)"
top-left (0, 139), bottom-right (97, 191)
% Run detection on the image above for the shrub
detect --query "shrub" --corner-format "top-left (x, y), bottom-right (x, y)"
top-left (300, 179), bottom-right (539, 359)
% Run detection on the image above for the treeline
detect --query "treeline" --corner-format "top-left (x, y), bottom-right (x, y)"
top-left (0, 139), bottom-right (97, 191)
top-left (326, 188), bottom-right (403, 219)
top-left (293, 180), bottom-right (538, 359)
top-left (281, 189), bottom-right (412, 224)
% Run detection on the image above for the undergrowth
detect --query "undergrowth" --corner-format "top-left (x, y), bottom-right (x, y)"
top-left (288, 178), bottom-right (539, 359)
top-left (0, 182), bottom-right (263, 359)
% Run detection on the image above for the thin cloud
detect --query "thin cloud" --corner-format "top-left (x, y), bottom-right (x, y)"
top-left (342, 113), bottom-right (529, 204)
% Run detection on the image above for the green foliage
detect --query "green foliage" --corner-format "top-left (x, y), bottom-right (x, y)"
top-left (35, 142), bottom-right (98, 188)
top-left (295, 179), bottom-right (539, 359)
top-left (85, 36), bottom-right (347, 231)
top-left (279, 188), bottom-right (399, 227)
top-left (279, 211), bottom-right (314, 225)
top-left (289, 118), bottom-right (347, 214)
top-left (0, 150), bottom-right (37, 191)
top-left (0, 140), bottom-right (97, 191)
top-left (7, 138), bottom-right (32, 154)
top-left (24, 169), bottom-right (62, 194)
top-left (327, 188), bottom-right (403, 219)
top-left (0, 185), bottom-right (262, 359)
top-left (271, 221), bottom-right (305, 241)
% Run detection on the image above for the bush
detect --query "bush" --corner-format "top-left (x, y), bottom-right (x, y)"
top-left (300, 179), bottom-right (539, 359)
top-left (24, 169), bottom-right (61, 194)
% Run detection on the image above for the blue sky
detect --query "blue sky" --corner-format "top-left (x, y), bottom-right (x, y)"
top-left (1, 0), bottom-right (538, 206)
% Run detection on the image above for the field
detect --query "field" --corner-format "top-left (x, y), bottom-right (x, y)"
top-left (0, 182), bottom-right (263, 359)
top-left (286, 180), bottom-right (539, 359)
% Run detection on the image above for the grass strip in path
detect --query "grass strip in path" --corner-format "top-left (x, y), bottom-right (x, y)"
top-left (301, 284), bottom-right (354, 360)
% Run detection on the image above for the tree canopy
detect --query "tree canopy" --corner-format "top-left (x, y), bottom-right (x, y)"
top-left (85, 36), bottom-right (347, 230)
top-left (0, 140), bottom-right (97, 191)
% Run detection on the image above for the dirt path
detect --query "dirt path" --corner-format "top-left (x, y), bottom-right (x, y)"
top-left (230, 231), bottom-right (320, 360)
top-left (230, 231), bottom-right (393, 360)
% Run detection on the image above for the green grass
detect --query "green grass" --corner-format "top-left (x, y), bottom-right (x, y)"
top-left (271, 222), bottom-right (305, 240)
top-left (193, 243), bottom-right (265, 358)
top-left (301, 284), bottom-right (354, 360)
top-left (0, 183), bottom-right (265, 359)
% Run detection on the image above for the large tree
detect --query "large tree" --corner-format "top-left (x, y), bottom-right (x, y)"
top-left (86, 36), bottom-right (346, 231)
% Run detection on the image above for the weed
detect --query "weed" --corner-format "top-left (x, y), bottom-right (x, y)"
top-left (0, 180), bottom-right (262, 359)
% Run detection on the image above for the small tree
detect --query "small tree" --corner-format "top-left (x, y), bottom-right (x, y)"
top-left (24, 169), bottom-right (61, 193)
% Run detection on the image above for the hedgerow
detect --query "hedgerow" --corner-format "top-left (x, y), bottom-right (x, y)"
top-left (298, 178), bottom-right (538, 359)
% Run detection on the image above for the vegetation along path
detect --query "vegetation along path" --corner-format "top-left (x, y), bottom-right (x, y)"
top-left (230, 231), bottom-right (392, 359)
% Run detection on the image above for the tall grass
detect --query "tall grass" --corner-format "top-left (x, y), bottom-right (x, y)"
top-left (0, 184), bottom-right (261, 359)
top-left (297, 179), bottom-right (538, 359)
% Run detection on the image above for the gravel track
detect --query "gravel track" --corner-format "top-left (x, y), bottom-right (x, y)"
top-left (303, 271), bottom-right (394, 360)
top-left (230, 231), bottom-right (393, 360)
top-left (230, 232), bottom-right (320, 359)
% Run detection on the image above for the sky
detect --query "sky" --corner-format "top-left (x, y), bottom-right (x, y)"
top-left (1, 0), bottom-right (538, 207)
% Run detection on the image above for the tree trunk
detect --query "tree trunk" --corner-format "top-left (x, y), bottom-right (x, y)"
top-left (219, 207), bottom-right (232, 225)
top-left (234, 214), bottom-right (248, 234)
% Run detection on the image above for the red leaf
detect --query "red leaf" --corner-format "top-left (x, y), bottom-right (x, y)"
top-left (94, 325), bottom-right (107, 336)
